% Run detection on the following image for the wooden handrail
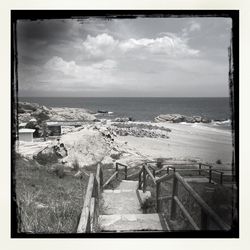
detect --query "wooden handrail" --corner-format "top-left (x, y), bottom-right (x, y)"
top-left (173, 196), bottom-right (200, 230)
top-left (174, 172), bottom-right (230, 231)
top-left (144, 165), bottom-right (156, 184)
top-left (156, 173), bottom-right (174, 183)
top-left (77, 174), bottom-right (95, 233)
top-left (77, 163), bottom-right (103, 233)
top-left (103, 171), bottom-right (118, 189)
top-left (116, 162), bottom-right (128, 180)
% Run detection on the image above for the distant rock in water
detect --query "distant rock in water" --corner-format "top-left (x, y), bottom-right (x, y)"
top-left (98, 110), bottom-right (109, 114)
top-left (154, 114), bottom-right (211, 123)
top-left (114, 117), bottom-right (134, 122)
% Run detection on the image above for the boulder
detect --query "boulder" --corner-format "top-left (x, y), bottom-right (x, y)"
top-left (114, 117), bottom-right (131, 122)
top-left (155, 114), bottom-right (211, 124)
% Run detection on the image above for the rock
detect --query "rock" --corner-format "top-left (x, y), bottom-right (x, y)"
top-left (155, 114), bottom-right (211, 124)
top-left (114, 117), bottom-right (131, 122)
top-left (18, 102), bottom-right (39, 112)
top-left (202, 118), bottom-right (211, 123)
top-left (193, 116), bottom-right (202, 123)
top-left (154, 114), bottom-right (184, 123)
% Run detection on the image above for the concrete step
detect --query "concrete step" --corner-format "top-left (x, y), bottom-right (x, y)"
top-left (99, 213), bottom-right (167, 232)
top-left (115, 180), bottom-right (138, 190)
top-left (101, 190), bottom-right (142, 214)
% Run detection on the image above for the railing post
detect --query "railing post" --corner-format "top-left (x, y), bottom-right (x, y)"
top-left (170, 174), bottom-right (178, 220)
top-left (201, 209), bottom-right (208, 230)
top-left (143, 165), bottom-right (147, 193)
top-left (125, 165), bottom-right (127, 180)
top-left (138, 172), bottom-right (142, 189)
top-left (156, 182), bottom-right (161, 213)
top-left (199, 163), bottom-right (201, 175)
top-left (100, 168), bottom-right (103, 191)
top-left (220, 172), bottom-right (223, 185)
top-left (209, 167), bottom-right (212, 183)
top-left (115, 162), bottom-right (118, 179)
top-left (153, 169), bottom-right (156, 178)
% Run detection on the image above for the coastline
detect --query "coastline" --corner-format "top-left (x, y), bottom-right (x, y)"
top-left (16, 102), bottom-right (233, 169)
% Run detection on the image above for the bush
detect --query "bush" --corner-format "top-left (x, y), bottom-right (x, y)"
top-left (72, 158), bottom-right (80, 171)
top-left (216, 159), bottom-right (222, 164)
top-left (35, 152), bottom-right (58, 166)
top-left (54, 165), bottom-right (65, 178)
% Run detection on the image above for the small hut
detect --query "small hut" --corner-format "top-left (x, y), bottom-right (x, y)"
top-left (19, 128), bottom-right (35, 142)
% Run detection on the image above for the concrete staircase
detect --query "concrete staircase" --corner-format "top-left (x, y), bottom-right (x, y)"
top-left (98, 180), bottom-right (168, 232)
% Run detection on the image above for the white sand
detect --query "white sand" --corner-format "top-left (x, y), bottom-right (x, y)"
top-left (115, 122), bottom-right (233, 165)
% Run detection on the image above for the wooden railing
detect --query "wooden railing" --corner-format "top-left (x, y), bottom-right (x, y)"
top-left (138, 163), bottom-right (230, 231)
top-left (147, 161), bottom-right (228, 185)
top-left (77, 162), bottom-right (129, 233)
top-left (77, 163), bottom-right (103, 233)
top-left (169, 172), bottom-right (230, 231)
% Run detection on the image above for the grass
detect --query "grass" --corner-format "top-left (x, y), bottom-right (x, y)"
top-left (14, 155), bottom-right (89, 234)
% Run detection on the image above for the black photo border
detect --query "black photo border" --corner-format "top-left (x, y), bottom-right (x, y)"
top-left (11, 10), bottom-right (239, 239)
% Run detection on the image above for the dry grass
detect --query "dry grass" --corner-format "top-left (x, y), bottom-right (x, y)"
top-left (14, 155), bottom-right (89, 234)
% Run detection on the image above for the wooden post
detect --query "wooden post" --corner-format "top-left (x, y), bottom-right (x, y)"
top-left (199, 163), bottom-right (201, 175)
top-left (156, 182), bottom-right (161, 213)
top-left (100, 168), bottom-right (103, 191)
top-left (220, 172), bottom-right (223, 185)
top-left (209, 167), bottom-right (212, 183)
top-left (170, 174), bottom-right (179, 220)
top-left (138, 172), bottom-right (141, 189)
top-left (125, 165), bottom-right (127, 180)
top-left (143, 165), bottom-right (147, 193)
top-left (115, 162), bottom-right (119, 179)
top-left (201, 209), bottom-right (208, 230)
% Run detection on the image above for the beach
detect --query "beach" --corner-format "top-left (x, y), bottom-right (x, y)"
top-left (16, 102), bottom-right (233, 169)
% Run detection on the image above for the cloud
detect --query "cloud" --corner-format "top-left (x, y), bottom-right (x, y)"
top-left (82, 33), bottom-right (199, 58)
top-left (82, 33), bottom-right (118, 57)
top-left (189, 21), bottom-right (201, 32)
top-left (182, 20), bottom-right (201, 37)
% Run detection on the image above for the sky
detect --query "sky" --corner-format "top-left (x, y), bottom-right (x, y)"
top-left (17, 17), bottom-right (232, 97)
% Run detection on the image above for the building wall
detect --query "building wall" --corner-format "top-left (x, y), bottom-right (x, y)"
top-left (19, 132), bottom-right (33, 142)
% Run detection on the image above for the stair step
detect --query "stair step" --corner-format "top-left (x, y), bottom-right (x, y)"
top-left (115, 180), bottom-right (138, 190)
top-left (99, 213), bottom-right (166, 232)
top-left (101, 191), bottom-right (142, 214)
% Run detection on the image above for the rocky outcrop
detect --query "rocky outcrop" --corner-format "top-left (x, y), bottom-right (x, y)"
top-left (154, 114), bottom-right (211, 123)
top-left (18, 102), bottom-right (96, 123)
top-left (114, 117), bottom-right (134, 122)
top-left (34, 143), bottom-right (68, 165)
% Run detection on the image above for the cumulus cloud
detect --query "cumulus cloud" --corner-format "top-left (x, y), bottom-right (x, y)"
top-left (82, 33), bottom-right (199, 58)
top-left (82, 33), bottom-right (118, 57)
top-left (44, 56), bottom-right (116, 77)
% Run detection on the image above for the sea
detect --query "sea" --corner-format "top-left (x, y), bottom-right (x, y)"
top-left (19, 97), bottom-right (232, 130)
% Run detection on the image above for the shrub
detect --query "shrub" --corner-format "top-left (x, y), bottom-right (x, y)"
top-left (35, 152), bottom-right (58, 166)
top-left (72, 158), bottom-right (80, 171)
top-left (54, 165), bottom-right (65, 178)
top-left (216, 159), bottom-right (222, 164)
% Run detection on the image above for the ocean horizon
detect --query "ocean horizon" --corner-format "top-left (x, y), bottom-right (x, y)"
top-left (19, 97), bottom-right (232, 127)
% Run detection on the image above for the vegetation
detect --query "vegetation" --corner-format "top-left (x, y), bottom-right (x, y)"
top-left (72, 157), bottom-right (80, 171)
top-left (216, 159), bottom-right (222, 164)
top-left (14, 155), bottom-right (89, 233)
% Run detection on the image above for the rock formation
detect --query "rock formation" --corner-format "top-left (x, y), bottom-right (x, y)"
top-left (154, 114), bottom-right (211, 123)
